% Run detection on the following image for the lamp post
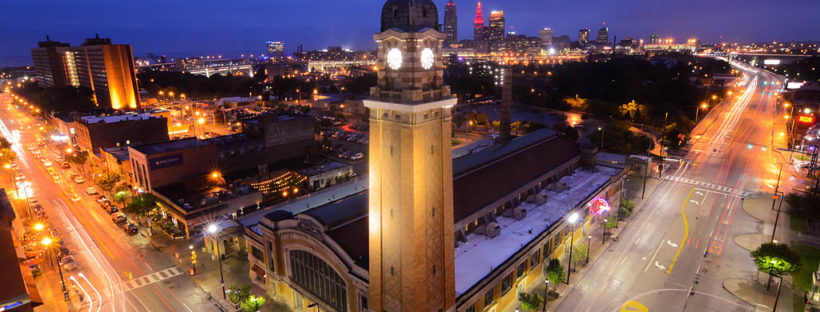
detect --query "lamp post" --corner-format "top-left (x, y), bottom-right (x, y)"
top-left (771, 163), bottom-right (782, 211)
top-left (696, 103), bottom-right (707, 123)
top-left (598, 127), bottom-right (604, 150)
top-left (42, 237), bottom-right (69, 301)
top-left (207, 224), bottom-right (227, 300)
top-left (586, 235), bottom-right (592, 264)
top-left (542, 279), bottom-right (549, 312)
top-left (772, 274), bottom-right (783, 312)
top-left (771, 190), bottom-right (784, 243)
top-left (566, 212), bottom-right (579, 284)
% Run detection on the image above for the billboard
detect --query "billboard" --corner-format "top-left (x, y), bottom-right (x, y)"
top-left (763, 59), bottom-right (781, 65)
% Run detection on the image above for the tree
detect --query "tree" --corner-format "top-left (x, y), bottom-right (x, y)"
top-left (95, 171), bottom-right (121, 193)
top-left (518, 292), bottom-right (543, 312)
top-left (0, 147), bottom-right (17, 166)
top-left (65, 150), bottom-right (89, 175)
top-left (241, 295), bottom-right (266, 312)
top-left (750, 242), bottom-right (800, 289)
top-left (124, 193), bottom-right (158, 223)
top-left (620, 199), bottom-right (636, 217)
top-left (545, 258), bottom-right (565, 292)
top-left (113, 189), bottom-right (132, 209)
top-left (227, 283), bottom-right (252, 304)
top-left (565, 96), bottom-right (588, 112)
top-left (619, 100), bottom-right (639, 122)
top-left (573, 243), bottom-right (588, 265)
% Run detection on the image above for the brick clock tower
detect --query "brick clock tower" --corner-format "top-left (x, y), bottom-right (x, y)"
top-left (366, 1), bottom-right (456, 311)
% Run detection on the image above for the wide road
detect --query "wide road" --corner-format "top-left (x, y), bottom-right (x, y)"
top-left (0, 94), bottom-right (220, 312)
top-left (556, 62), bottom-right (789, 311)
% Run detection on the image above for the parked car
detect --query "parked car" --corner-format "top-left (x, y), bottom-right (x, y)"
top-left (112, 212), bottom-right (127, 224)
top-left (105, 204), bottom-right (118, 214)
top-left (123, 223), bottom-right (138, 235)
top-left (351, 152), bottom-right (364, 161)
top-left (61, 162), bottom-right (70, 169)
top-left (43, 161), bottom-right (52, 167)
top-left (74, 176), bottom-right (84, 184)
top-left (61, 255), bottom-right (77, 271)
top-left (85, 187), bottom-right (97, 195)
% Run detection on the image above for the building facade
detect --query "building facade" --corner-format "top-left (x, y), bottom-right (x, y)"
top-left (596, 27), bottom-right (609, 45)
top-left (473, 1), bottom-right (484, 41)
top-left (29, 38), bottom-right (71, 88)
top-left (578, 28), bottom-right (589, 46)
top-left (443, 0), bottom-right (458, 47)
top-left (75, 114), bottom-right (169, 155)
top-left (539, 28), bottom-right (554, 50)
top-left (488, 11), bottom-right (505, 42)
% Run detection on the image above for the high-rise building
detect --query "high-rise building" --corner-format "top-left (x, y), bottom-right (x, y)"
top-left (30, 37), bottom-right (71, 88)
top-left (443, 0), bottom-right (458, 47)
top-left (596, 27), bottom-right (609, 45)
top-left (539, 28), bottom-right (554, 49)
top-left (30, 35), bottom-right (140, 110)
top-left (578, 28), bottom-right (589, 45)
top-left (473, 1), bottom-right (484, 40)
top-left (367, 0), bottom-right (456, 311)
top-left (649, 33), bottom-right (661, 45)
top-left (266, 41), bottom-right (284, 57)
top-left (488, 11), bottom-right (505, 41)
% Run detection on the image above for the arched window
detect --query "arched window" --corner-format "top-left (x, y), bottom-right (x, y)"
top-left (289, 250), bottom-right (348, 311)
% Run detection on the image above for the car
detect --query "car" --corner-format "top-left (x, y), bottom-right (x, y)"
top-left (61, 162), bottom-right (70, 169)
top-left (123, 223), bottom-right (138, 235)
top-left (61, 255), bottom-right (77, 271)
top-left (112, 212), bottom-right (127, 224)
top-left (43, 161), bottom-right (52, 167)
top-left (85, 187), bottom-right (97, 195)
top-left (74, 177), bottom-right (84, 184)
top-left (351, 152), bottom-right (364, 160)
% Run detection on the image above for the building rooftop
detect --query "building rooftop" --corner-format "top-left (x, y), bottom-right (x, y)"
top-left (100, 146), bottom-right (131, 162)
top-left (454, 165), bottom-right (620, 295)
top-left (132, 138), bottom-right (211, 155)
top-left (79, 113), bottom-right (161, 124)
top-left (300, 162), bottom-right (350, 177)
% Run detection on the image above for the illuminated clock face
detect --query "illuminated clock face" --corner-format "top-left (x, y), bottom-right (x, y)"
top-left (421, 48), bottom-right (435, 70)
top-left (386, 48), bottom-right (402, 70)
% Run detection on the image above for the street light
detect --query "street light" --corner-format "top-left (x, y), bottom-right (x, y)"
top-left (42, 237), bottom-right (68, 301)
top-left (586, 235), bottom-right (592, 264)
top-left (542, 279), bottom-right (549, 312)
top-left (598, 127), bottom-right (604, 150)
top-left (207, 224), bottom-right (227, 300)
top-left (696, 103), bottom-right (707, 123)
top-left (566, 212), bottom-right (579, 284)
top-left (34, 223), bottom-right (44, 231)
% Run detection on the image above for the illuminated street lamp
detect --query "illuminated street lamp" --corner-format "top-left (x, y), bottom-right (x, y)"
top-left (566, 212), bottom-right (579, 284)
top-left (696, 102), bottom-right (708, 122)
top-left (34, 223), bottom-right (44, 231)
top-left (42, 237), bottom-right (69, 301)
top-left (207, 224), bottom-right (227, 300)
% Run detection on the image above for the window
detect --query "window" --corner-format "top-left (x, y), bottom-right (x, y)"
top-left (484, 289), bottom-right (494, 307)
top-left (289, 250), bottom-right (347, 311)
top-left (251, 246), bottom-right (264, 260)
top-left (360, 295), bottom-right (368, 311)
top-left (501, 274), bottom-right (512, 294)
top-left (517, 262), bottom-right (526, 278)
top-left (530, 253), bottom-right (539, 270)
top-left (466, 304), bottom-right (476, 312)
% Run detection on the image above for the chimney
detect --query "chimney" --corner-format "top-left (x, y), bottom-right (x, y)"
top-left (499, 66), bottom-right (512, 143)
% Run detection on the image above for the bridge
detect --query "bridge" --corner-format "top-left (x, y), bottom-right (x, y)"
top-left (136, 58), bottom-right (259, 77)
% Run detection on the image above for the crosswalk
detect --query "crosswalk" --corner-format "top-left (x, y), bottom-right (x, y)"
top-left (663, 176), bottom-right (750, 196)
top-left (121, 266), bottom-right (184, 291)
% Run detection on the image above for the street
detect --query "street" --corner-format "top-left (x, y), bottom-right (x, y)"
top-left (1, 94), bottom-right (222, 312)
top-left (555, 64), bottom-right (792, 311)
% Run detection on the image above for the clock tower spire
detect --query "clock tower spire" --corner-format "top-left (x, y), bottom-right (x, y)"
top-left (367, 1), bottom-right (456, 311)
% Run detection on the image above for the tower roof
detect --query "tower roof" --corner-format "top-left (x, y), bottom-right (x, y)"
top-left (474, 1), bottom-right (483, 25)
top-left (380, 0), bottom-right (440, 32)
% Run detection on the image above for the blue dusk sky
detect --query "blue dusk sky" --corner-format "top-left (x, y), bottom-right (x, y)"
top-left (0, 0), bottom-right (817, 67)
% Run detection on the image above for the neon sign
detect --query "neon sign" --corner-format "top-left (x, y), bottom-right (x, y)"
top-left (798, 115), bottom-right (815, 124)
top-left (589, 198), bottom-right (611, 215)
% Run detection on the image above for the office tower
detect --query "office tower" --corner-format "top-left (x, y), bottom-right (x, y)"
top-left (649, 33), bottom-right (661, 45)
top-left (473, 1), bottom-right (485, 40)
top-left (539, 28), bottom-right (554, 49)
top-left (30, 35), bottom-right (140, 110)
top-left (444, 0), bottom-right (458, 47)
top-left (367, 0), bottom-right (456, 311)
top-left (488, 11), bottom-right (505, 41)
top-left (596, 27), bottom-right (609, 45)
top-left (578, 28), bottom-right (589, 45)
top-left (30, 37), bottom-right (71, 88)
top-left (266, 41), bottom-right (285, 57)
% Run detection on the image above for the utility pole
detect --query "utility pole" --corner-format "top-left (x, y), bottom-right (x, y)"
top-left (771, 163), bottom-right (782, 211)
top-left (642, 155), bottom-right (649, 199)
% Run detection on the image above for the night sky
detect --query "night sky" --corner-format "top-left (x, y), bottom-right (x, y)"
top-left (0, 0), bottom-right (817, 67)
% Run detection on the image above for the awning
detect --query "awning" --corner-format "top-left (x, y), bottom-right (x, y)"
top-left (251, 264), bottom-right (266, 279)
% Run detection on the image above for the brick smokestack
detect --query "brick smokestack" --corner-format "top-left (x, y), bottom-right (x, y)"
top-left (499, 66), bottom-right (512, 143)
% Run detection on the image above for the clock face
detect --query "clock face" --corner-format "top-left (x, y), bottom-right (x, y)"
top-left (386, 48), bottom-right (402, 70)
top-left (421, 48), bottom-right (434, 70)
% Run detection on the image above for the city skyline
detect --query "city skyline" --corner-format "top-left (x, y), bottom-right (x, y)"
top-left (1, 0), bottom-right (818, 67)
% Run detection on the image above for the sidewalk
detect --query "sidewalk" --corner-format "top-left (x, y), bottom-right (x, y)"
top-left (508, 173), bottom-right (663, 312)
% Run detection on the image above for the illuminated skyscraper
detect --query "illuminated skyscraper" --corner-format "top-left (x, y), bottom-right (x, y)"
top-left (578, 28), bottom-right (590, 46)
top-left (368, 0), bottom-right (456, 311)
top-left (266, 41), bottom-right (285, 57)
top-left (539, 27), bottom-right (554, 50)
top-left (596, 27), bottom-right (609, 45)
top-left (473, 1), bottom-right (485, 40)
top-left (30, 35), bottom-right (139, 110)
top-left (443, 0), bottom-right (458, 47)
top-left (649, 33), bottom-right (661, 45)
top-left (488, 10), bottom-right (505, 41)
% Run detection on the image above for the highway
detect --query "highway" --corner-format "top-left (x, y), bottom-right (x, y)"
top-left (1, 94), bottom-right (220, 312)
top-left (555, 63), bottom-right (791, 311)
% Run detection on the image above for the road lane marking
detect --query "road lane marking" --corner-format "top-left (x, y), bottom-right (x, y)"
top-left (667, 188), bottom-right (694, 274)
top-left (644, 239), bottom-right (664, 272)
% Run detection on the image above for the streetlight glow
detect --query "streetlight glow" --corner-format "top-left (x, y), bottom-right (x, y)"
top-left (41, 237), bottom-right (52, 246)
top-left (34, 223), bottom-right (45, 231)
top-left (568, 212), bottom-right (579, 224)
top-left (207, 224), bottom-right (218, 234)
